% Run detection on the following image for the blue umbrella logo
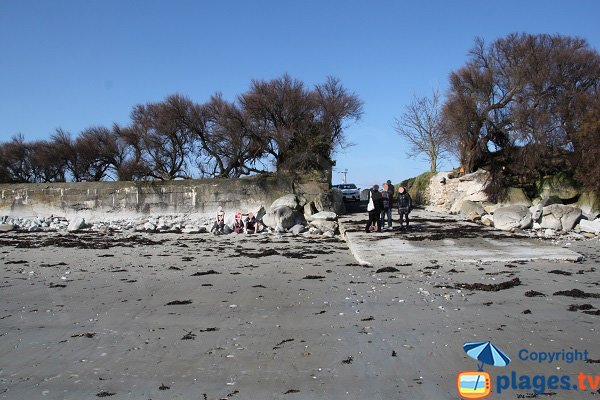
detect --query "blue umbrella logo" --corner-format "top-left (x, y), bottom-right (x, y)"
top-left (463, 341), bottom-right (511, 371)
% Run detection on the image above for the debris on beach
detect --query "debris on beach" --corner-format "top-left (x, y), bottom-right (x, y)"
top-left (376, 267), bottom-right (399, 273)
top-left (165, 300), bottom-right (193, 305)
top-left (524, 290), bottom-right (546, 297)
top-left (71, 332), bottom-right (96, 338)
top-left (553, 289), bottom-right (600, 298)
top-left (191, 269), bottom-right (221, 276)
top-left (450, 277), bottom-right (521, 291)
top-left (96, 391), bottom-right (116, 397)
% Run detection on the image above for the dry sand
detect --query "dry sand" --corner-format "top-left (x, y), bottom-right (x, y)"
top-left (0, 215), bottom-right (599, 399)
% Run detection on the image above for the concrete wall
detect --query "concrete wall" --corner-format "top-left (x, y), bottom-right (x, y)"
top-left (0, 173), bottom-right (330, 221)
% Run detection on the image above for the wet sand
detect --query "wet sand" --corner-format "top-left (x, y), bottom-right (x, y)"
top-left (1, 227), bottom-right (599, 399)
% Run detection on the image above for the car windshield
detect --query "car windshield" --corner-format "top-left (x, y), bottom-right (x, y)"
top-left (339, 184), bottom-right (357, 189)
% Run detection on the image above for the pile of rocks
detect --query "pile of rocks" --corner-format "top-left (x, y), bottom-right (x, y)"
top-left (261, 194), bottom-right (340, 237)
top-left (0, 215), bottom-right (70, 232)
top-left (0, 193), bottom-right (341, 238)
top-left (460, 199), bottom-right (600, 239)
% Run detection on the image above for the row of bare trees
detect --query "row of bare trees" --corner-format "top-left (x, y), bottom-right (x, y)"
top-left (0, 75), bottom-right (363, 183)
top-left (395, 33), bottom-right (600, 195)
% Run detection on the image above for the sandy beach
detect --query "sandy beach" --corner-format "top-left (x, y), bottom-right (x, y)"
top-left (1, 211), bottom-right (599, 399)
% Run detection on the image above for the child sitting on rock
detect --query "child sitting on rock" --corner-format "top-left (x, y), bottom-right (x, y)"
top-left (232, 211), bottom-right (244, 234)
top-left (211, 208), bottom-right (231, 235)
top-left (244, 212), bottom-right (261, 234)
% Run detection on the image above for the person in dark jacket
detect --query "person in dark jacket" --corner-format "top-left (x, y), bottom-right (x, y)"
top-left (396, 186), bottom-right (413, 230)
top-left (366, 184), bottom-right (383, 233)
top-left (380, 182), bottom-right (393, 229)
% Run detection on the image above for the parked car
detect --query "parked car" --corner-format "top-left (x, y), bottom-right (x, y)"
top-left (336, 183), bottom-right (361, 202)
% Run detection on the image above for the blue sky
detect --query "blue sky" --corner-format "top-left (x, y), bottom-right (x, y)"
top-left (1, 1), bottom-right (599, 189)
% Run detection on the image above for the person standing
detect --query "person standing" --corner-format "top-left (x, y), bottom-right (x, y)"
top-left (380, 183), bottom-right (393, 229)
top-left (396, 186), bottom-right (413, 230)
top-left (365, 184), bottom-right (383, 233)
top-left (386, 180), bottom-right (395, 199)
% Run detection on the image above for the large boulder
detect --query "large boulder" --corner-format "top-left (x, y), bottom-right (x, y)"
top-left (307, 211), bottom-right (337, 222)
top-left (540, 204), bottom-right (582, 232)
top-left (269, 194), bottom-right (300, 212)
top-left (428, 170), bottom-right (489, 213)
top-left (0, 224), bottom-right (15, 232)
top-left (303, 201), bottom-right (318, 219)
top-left (314, 190), bottom-right (345, 215)
top-left (538, 174), bottom-right (580, 200)
top-left (577, 192), bottom-right (600, 220)
top-left (67, 217), bottom-right (86, 232)
top-left (309, 219), bottom-right (339, 234)
top-left (460, 200), bottom-right (485, 217)
top-left (502, 187), bottom-right (531, 206)
top-left (530, 196), bottom-right (562, 222)
top-left (289, 224), bottom-right (306, 235)
top-left (579, 219), bottom-right (600, 235)
top-left (493, 205), bottom-right (533, 231)
top-left (263, 206), bottom-right (305, 230)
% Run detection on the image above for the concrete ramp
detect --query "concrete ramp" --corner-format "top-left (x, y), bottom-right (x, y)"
top-left (339, 210), bottom-right (583, 267)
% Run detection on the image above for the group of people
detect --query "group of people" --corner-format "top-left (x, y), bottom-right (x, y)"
top-left (211, 207), bottom-right (262, 235)
top-left (366, 179), bottom-right (413, 233)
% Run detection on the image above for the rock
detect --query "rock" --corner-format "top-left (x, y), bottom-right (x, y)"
top-left (182, 225), bottom-right (206, 234)
top-left (481, 214), bottom-right (494, 226)
top-left (28, 224), bottom-right (40, 232)
top-left (460, 200), bottom-right (485, 217)
top-left (541, 204), bottom-right (582, 232)
top-left (303, 201), bottom-right (318, 219)
top-left (530, 196), bottom-right (562, 222)
top-left (493, 205), bottom-right (532, 231)
top-left (577, 192), bottom-right (600, 220)
top-left (538, 173), bottom-right (580, 200)
top-left (582, 231), bottom-right (597, 239)
top-left (427, 170), bottom-right (489, 213)
top-left (580, 219), bottom-right (600, 234)
top-left (501, 187), bottom-right (531, 206)
top-left (0, 224), bottom-right (15, 232)
top-left (483, 203), bottom-right (501, 214)
top-left (322, 230), bottom-right (336, 238)
top-left (314, 191), bottom-right (345, 214)
top-left (308, 211), bottom-right (338, 221)
top-left (289, 224), bottom-right (306, 235)
top-left (532, 222), bottom-right (542, 230)
top-left (309, 219), bottom-right (338, 233)
top-left (255, 206), bottom-right (267, 222)
top-left (269, 194), bottom-right (299, 212)
top-left (467, 211), bottom-right (480, 222)
top-left (143, 222), bottom-right (157, 232)
top-left (263, 206), bottom-right (305, 230)
top-left (540, 213), bottom-right (562, 231)
top-left (67, 217), bottom-right (86, 232)
top-left (544, 229), bottom-right (557, 237)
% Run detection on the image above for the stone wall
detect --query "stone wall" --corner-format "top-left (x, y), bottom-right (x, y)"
top-left (0, 173), bottom-right (330, 222)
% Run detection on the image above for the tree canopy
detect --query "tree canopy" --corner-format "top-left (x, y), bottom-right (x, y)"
top-left (0, 75), bottom-right (362, 183)
top-left (442, 33), bottom-right (600, 197)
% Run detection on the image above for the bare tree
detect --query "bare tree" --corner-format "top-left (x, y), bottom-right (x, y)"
top-left (128, 95), bottom-right (195, 180)
top-left (240, 74), bottom-right (362, 172)
top-left (0, 134), bottom-right (34, 182)
top-left (29, 140), bottom-right (66, 182)
top-left (394, 90), bottom-right (447, 172)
